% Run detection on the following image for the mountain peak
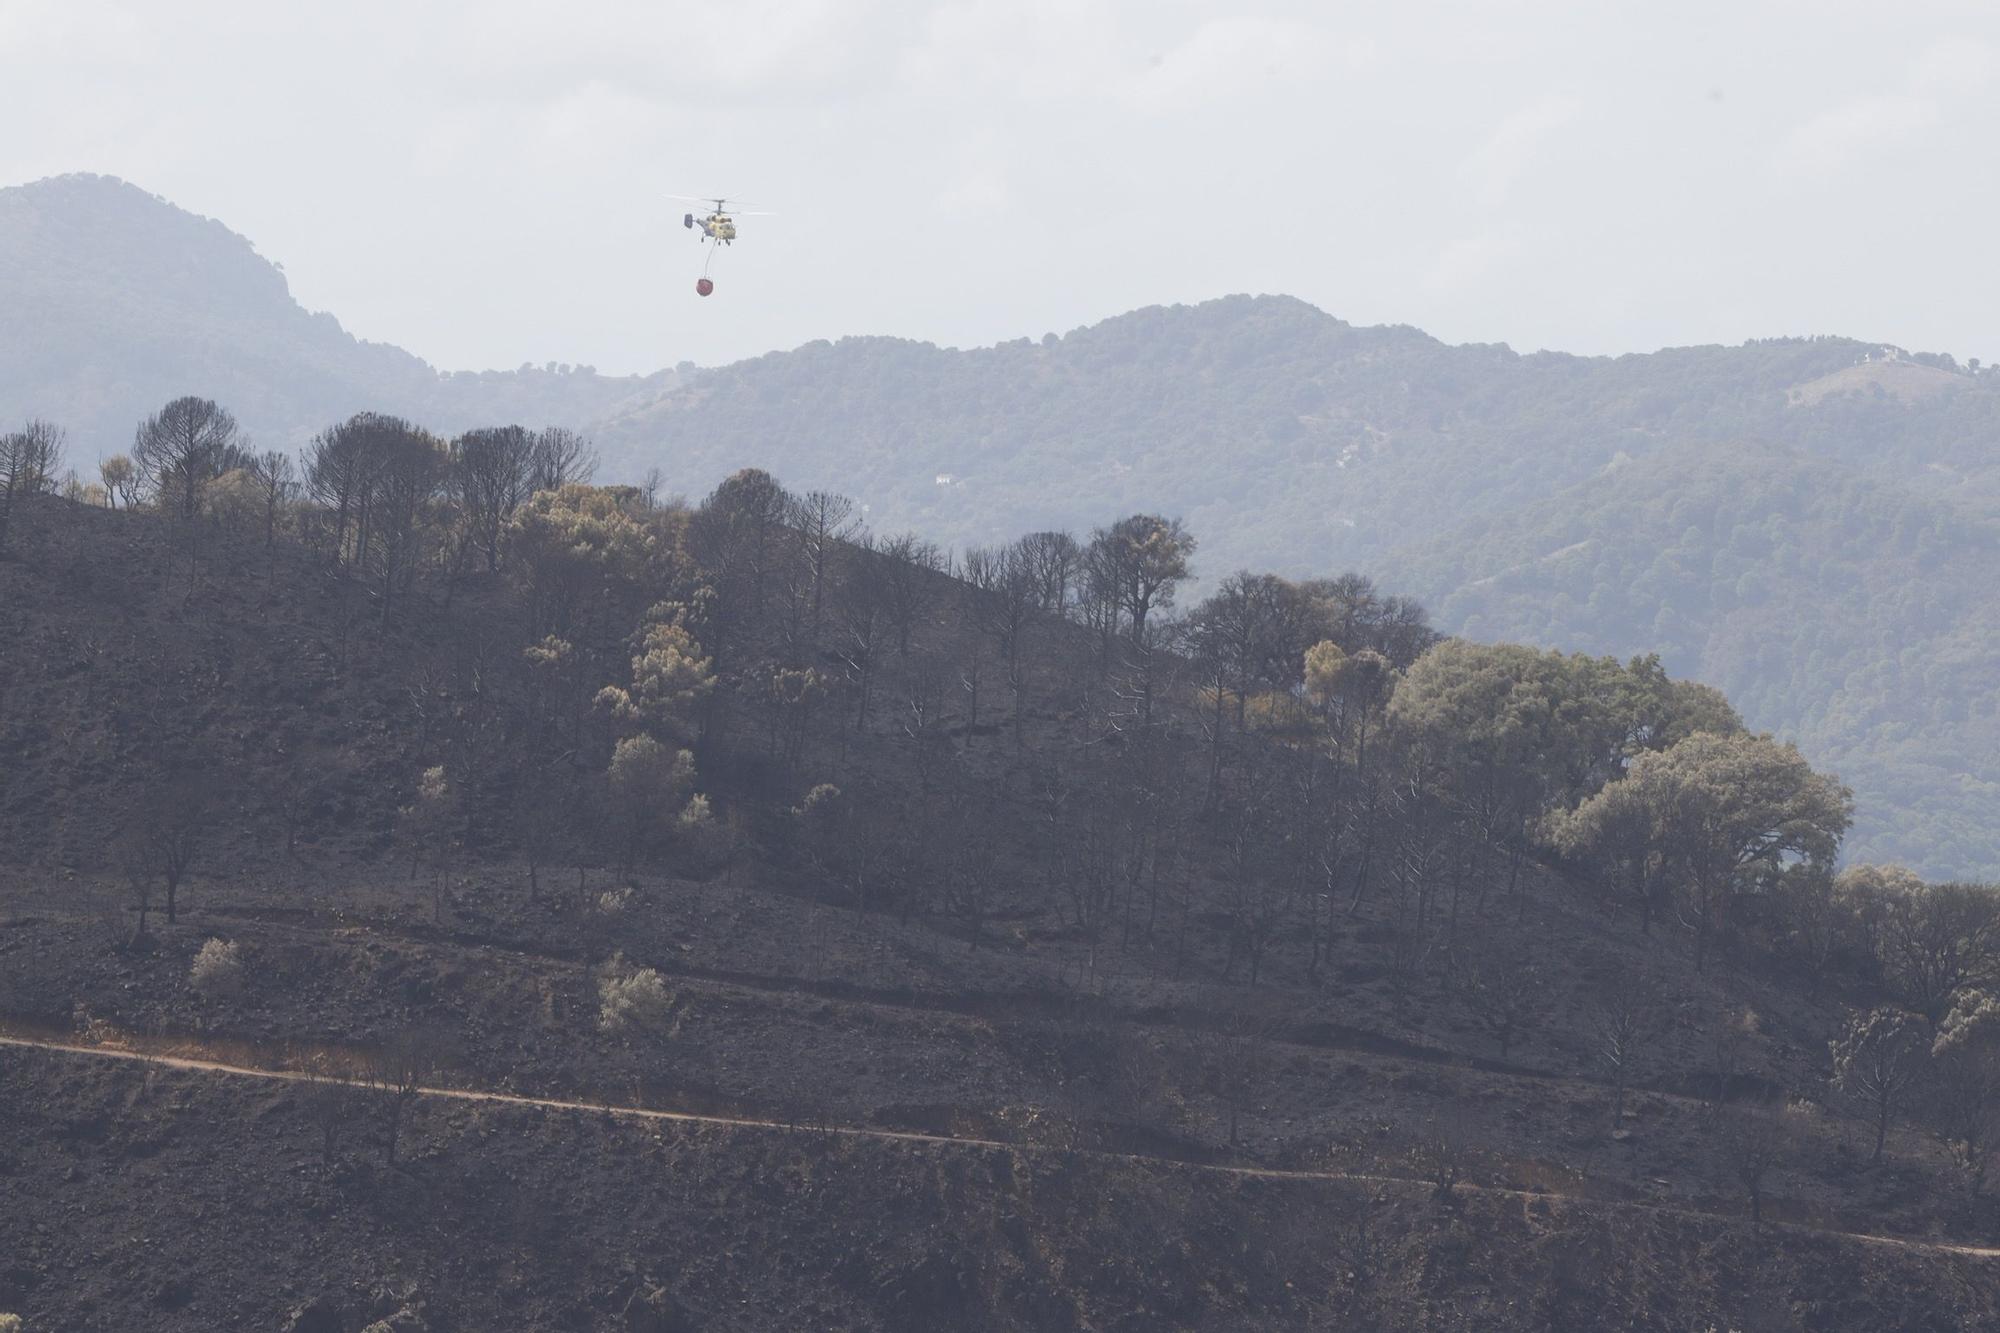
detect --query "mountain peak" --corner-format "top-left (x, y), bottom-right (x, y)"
top-left (2, 172), bottom-right (294, 312)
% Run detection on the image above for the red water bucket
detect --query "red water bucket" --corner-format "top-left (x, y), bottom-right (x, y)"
top-left (696, 278), bottom-right (714, 297)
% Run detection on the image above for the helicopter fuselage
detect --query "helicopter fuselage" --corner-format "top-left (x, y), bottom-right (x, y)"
top-left (684, 212), bottom-right (737, 244)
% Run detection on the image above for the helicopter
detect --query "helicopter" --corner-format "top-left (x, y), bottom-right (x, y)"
top-left (671, 196), bottom-right (772, 295)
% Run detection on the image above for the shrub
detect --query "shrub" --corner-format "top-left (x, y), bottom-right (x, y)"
top-left (1410, 1110), bottom-right (1474, 1199)
top-left (597, 953), bottom-right (676, 1034)
top-left (190, 938), bottom-right (244, 1000)
top-left (0, 1312), bottom-right (21, 1332)
top-left (677, 793), bottom-right (734, 866)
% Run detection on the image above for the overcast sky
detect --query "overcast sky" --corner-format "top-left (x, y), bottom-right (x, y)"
top-left (4, 1), bottom-right (1997, 374)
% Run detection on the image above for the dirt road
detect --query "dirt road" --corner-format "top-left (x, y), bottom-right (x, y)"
top-left (5, 1029), bottom-right (1997, 1262)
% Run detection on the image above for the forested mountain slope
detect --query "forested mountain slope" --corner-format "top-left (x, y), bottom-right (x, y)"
top-left (9, 171), bottom-right (2000, 875)
top-left (589, 302), bottom-right (1875, 568)
top-left (581, 307), bottom-right (2000, 878)
top-left (588, 298), bottom-right (2000, 579)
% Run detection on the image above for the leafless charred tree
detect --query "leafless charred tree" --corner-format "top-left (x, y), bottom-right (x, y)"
top-left (878, 532), bottom-right (946, 656)
top-left (516, 766), bottom-right (565, 903)
top-left (117, 836), bottom-right (156, 945)
top-left (133, 396), bottom-right (242, 524)
top-left (1219, 791), bottom-right (1292, 987)
top-left (956, 641), bottom-right (985, 749)
top-left (364, 425), bottom-right (444, 623)
top-left (834, 536), bottom-right (893, 729)
top-left (1455, 947), bottom-right (1545, 1060)
top-left (273, 760), bottom-right (308, 861)
top-left (1049, 786), bottom-right (1126, 989)
top-left (367, 1027), bottom-right (442, 1166)
top-left (787, 489), bottom-right (858, 648)
top-left (688, 468), bottom-right (794, 675)
top-left (295, 1050), bottom-right (362, 1169)
top-left (129, 773), bottom-right (210, 926)
top-left (900, 650), bottom-right (954, 812)
top-left (1702, 1000), bottom-right (1758, 1121)
top-left (528, 426), bottom-right (597, 493)
top-left (0, 417), bottom-right (64, 555)
top-left (1832, 1007), bottom-right (1926, 1164)
top-left (1182, 604), bottom-right (1237, 804)
top-left (450, 425), bottom-right (538, 573)
top-left (1191, 572), bottom-right (1291, 732)
top-left (1016, 529), bottom-right (1081, 614)
top-left (934, 786), bottom-right (999, 951)
top-left (1410, 1107), bottom-right (1474, 1200)
top-left (1329, 1186), bottom-right (1384, 1290)
top-left (246, 450), bottom-right (297, 553)
top-left (1303, 571), bottom-right (1440, 668)
top-left (1594, 981), bottom-right (1646, 1125)
top-left (1719, 1099), bottom-right (1790, 1225)
top-left (1043, 988), bottom-right (1129, 1155)
top-left (1191, 1001), bottom-right (1278, 1148)
top-left (305, 413), bottom-right (399, 572)
top-left (962, 541), bottom-right (1039, 748)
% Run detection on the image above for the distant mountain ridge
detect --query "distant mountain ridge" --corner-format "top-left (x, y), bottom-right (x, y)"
top-left (7, 172), bottom-right (2000, 877)
top-left (0, 173), bottom-right (672, 451)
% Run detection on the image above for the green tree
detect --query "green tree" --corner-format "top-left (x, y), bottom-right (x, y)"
top-left (505, 483), bottom-right (656, 642)
top-left (1929, 990), bottom-right (2000, 1186)
top-left (1544, 773), bottom-right (1671, 933)
top-left (1549, 732), bottom-right (1850, 968)
top-left (98, 452), bottom-right (138, 510)
top-left (595, 603), bottom-right (715, 742)
top-left (606, 735), bottom-right (698, 870)
top-left (1390, 642), bottom-right (1581, 914)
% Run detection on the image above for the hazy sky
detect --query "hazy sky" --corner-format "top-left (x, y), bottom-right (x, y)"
top-left (4, 1), bottom-right (1997, 374)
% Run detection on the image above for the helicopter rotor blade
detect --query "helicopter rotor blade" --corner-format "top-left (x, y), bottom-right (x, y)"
top-left (666, 194), bottom-right (773, 215)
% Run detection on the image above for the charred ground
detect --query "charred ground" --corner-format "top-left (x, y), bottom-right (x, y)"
top-left (2, 460), bottom-right (1999, 1330)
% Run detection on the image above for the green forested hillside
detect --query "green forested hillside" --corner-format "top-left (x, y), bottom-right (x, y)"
top-left (1393, 442), bottom-right (2000, 877)
top-left (590, 301), bottom-right (1890, 571)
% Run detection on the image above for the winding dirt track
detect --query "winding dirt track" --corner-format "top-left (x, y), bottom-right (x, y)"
top-left (5, 1031), bottom-right (1998, 1262)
